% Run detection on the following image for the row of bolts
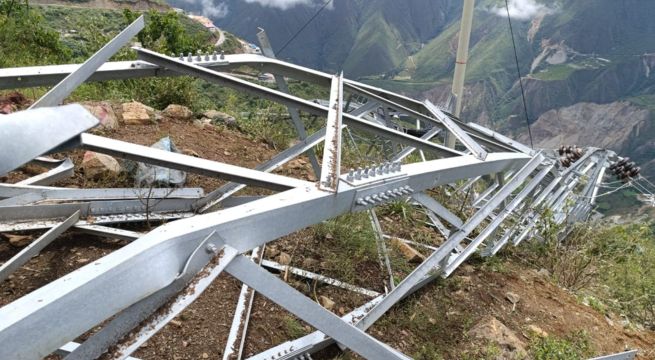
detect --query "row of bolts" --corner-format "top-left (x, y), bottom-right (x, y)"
top-left (356, 185), bottom-right (415, 206)
top-left (346, 161), bottom-right (402, 182)
top-left (176, 50), bottom-right (225, 62)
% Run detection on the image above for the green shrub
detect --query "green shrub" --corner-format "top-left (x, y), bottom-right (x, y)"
top-left (530, 331), bottom-right (592, 360)
top-left (0, 1), bottom-right (72, 67)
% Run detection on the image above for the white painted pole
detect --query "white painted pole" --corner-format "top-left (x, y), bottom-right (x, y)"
top-left (447, 0), bottom-right (475, 148)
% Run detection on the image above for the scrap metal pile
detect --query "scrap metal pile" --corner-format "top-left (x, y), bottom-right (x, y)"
top-left (0, 17), bottom-right (621, 360)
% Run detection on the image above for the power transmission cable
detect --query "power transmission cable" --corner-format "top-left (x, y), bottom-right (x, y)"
top-left (276, 0), bottom-right (334, 55)
top-left (638, 175), bottom-right (655, 193)
top-left (504, 0), bottom-right (534, 149)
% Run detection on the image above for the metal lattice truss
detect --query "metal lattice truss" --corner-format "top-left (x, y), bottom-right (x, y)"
top-left (0, 18), bottom-right (615, 360)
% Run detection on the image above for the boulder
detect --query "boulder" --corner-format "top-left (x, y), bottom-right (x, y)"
top-left (81, 101), bottom-right (119, 130)
top-left (163, 104), bottom-right (193, 120)
top-left (81, 151), bottom-right (121, 179)
top-left (2, 234), bottom-right (33, 247)
top-left (468, 316), bottom-right (527, 359)
top-left (319, 295), bottom-right (335, 311)
top-left (390, 237), bottom-right (425, 263)
top-left (134, 137), bottom-right (186, 187)
top-left (202, 110), bottom-right (236, 127)
top-left (121, 101), bottom-right (152, 125)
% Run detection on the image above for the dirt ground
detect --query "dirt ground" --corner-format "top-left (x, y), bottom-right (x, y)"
top-left (1, 114), bottom-right (655, 360)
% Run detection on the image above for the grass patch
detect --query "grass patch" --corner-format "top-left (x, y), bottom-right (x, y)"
top-left (312, 212), bottom-right (379, 285)
top-left (531, 64), bottom-right (577, 81)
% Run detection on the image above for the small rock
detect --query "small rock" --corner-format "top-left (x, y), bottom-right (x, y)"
top-left (278, 252), bottom-right (292, 265)
top-left (223, 150), bottom-right (232, 156)
top-left (505, 291), bottom-right (520, 304)
top-left (324, 233), bottom-right (333, 240)
top-left (193, 119), bottom-right (206, 129)
top-left (537, 268), bottom-right (550, 277)
top-left (468, 316), bottom-right (527, 358)
top-left (170, 320), bottom-right (182, 327)
top-left (121, 101), bottom-right (152, 125)
top-left (202, 353), bottom-right (209, 359)
top-left (80, 151), bottom-right (121, 180)
top-left (461, 264), bottom-right (475, 274)
top-left (182, 340), bottom-right (189, 347)
top-left (605, 315), bottom-right (614, 326)
top-left (302, 257), bottom-right (319, 269)
top-left (338, 307), bottom-right (346, 315)
top-left (182, 148), bottom-right (200, 157)
top-left (2, 234), bottom-right (33, 247)
top-left (81, 101), bottom-right (119, 130)
top-left (390, 237), bottom-right (426, 263)
top-left (319, 295), bottom-right (335, 311)
top-left (76, 258), bottom-right (90, 264)
top-left (162, 104), bottom-right (193, 120)
top-left (527, 325), bottom-right (548, 338)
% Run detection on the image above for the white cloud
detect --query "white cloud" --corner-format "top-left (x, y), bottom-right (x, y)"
top-left (202, 0), bottom-right (228, 18)
top-left (491, 0), bottom-right (554, 20)
top-left (242, 0), bottom-right (332, 11)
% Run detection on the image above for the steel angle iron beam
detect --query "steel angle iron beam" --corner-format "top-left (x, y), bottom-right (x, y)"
top-left (80, 133), bottom-right (308, 191)
top-left (0, 211), bottom-right (80, 283)
top-left (0, 152), bottom-right (529, 359)
top-left (256, 28), bottom-right (322, 177)
top-left (0, 105), bottom-right (98, 176)
top-left (30, 16), bottom-right (144, 109)
top-left (16, 158), bottom-right (74, 186)
top-left (443, 162), bottom-right (554, 275)
top-left (134, 48), bottom-right (463, 159)
top-left (319, 73), bottom-right (344, 192)
top-left (225, 256), bottom-right (410, 360)
top-left (223, 247), bottom-right (264, 360)
top-left (411, 192), bottom-right (463, 229)
top-left (354, 153), bottom-right (543, 331)
top-left (424, 100), bottom-right (487, 160)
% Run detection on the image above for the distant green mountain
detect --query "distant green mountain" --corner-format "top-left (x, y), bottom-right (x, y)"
top-left (169, 0), bottom-right (655, 178)
top-left (166, 0), bottom-right (462, 76)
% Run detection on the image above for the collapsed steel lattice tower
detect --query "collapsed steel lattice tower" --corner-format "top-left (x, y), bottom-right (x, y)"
top-left (0, 17), bottom-right (616, 360)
